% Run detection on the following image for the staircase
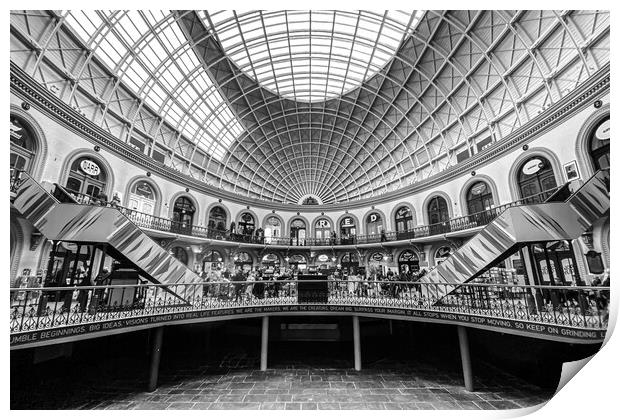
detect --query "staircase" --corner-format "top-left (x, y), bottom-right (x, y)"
top-left (419, 170), bottom-right (610, 303)
top-left (12, 174), bottom-right (204, 300)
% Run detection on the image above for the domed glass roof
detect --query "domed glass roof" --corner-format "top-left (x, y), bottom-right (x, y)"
top-left (10, 10), bottom-right (610, 205)
top-left (202, 11), bottom-right (424, 102)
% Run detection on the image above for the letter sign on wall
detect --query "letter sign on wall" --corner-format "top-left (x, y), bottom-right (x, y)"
top-left (80, 159), bottom-right (101, 176)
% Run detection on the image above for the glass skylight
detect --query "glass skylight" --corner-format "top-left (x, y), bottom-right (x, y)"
top-left (64, 10), bottom-right (244, 161)
top-left (203, 10), bottom-right (424, 102)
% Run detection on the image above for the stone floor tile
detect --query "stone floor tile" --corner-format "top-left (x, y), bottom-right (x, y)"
top-left (260, 402), bottom-right (287, 410)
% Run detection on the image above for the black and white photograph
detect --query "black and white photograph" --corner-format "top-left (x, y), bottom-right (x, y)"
top-left (7, 4), bottom-right (615, 415)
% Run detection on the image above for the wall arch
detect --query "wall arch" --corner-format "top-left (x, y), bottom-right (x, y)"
top-left (361, 208), bottom-right (389, 235)
top-left (261, 213), bottom-right (285, 231)
top-left (574, 103), bottom-right (610, 179)
top-left (123, 175), bottom-right (164, 217)
top-left (458, 175), bottom-right (500, 216)
top-left (286, 214), bottom-right (311, 237)
top-left (205, 202), bottom-right (232, 230)
top-left (389, 202), bottom-right (418, 229)
top-left (336, 213), bottom-right (361, 235)
top-left (421, 191), bottom-right (454, 226)
top-left (10, 104), bottom-right (49, 180)
top-left (167, 191), bottom-right (201, 226)
top-left (58, 148), bottom-right (116, 197)
top-left (310, 214), bottom-right (335, 237)
top-left (507, 147), bottom-right (564, 202)
top-left (233, 208), bottom-right (261, 231)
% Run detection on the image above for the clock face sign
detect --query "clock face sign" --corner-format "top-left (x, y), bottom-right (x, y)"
top-left (522, 158), bottom-right (543, 175)
top-left (79, 159), bottom-right (101, 176)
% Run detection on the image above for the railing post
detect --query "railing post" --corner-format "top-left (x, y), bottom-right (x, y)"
top-left (260, 316), bottom-right (269, 371)
top-left (457, 325), bottom-right (474, 391)
top-left (148, 326), bottom-right (164, 392)
top-left (352, 315), bottom-right (361, 371)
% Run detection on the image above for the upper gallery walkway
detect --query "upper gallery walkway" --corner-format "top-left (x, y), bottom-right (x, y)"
top-left (10, 169), bottom-right (563, 250)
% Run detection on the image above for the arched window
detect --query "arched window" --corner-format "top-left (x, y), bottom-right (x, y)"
top-left (288, 254), bottom-right (307, 270)
top-left (172, 197), bottom-right (195, 235)
top-left (233, 251), bottom-right (253, 271)
top-left (398, 250), bottom-right (420, 274)
top-left (238, 212), bottom-right (255, 235)
top-left (290, 219), bottom-right (306, 246)
top-left (208, 206), bottom-right (227, 232)
top-left (65, 156), bottom-right (108, 200)
top-left (171, 246), bottom-right (189, 266)
top-left (517, 156), bottom-right (557, 203)
top-left (366, 213), bottom-right (383, 236)
top-left (395, 206), bottom-right (414, 239)
top-left (202, 250), bottom-right (223, 271)
top-left (10, 117), bottom-right (36, 173)
top-left (590, 117), bottom-right (610, 171)
top-left (261, 253), bottom-right (280, 267)
top-left (340, 216), bottom-right (357, 244)
top-left (264, 216), bottom-right (281, 244)
top-left (314, 218), bottom-right (331, 241)
top-left (434, 246), bottom-right (452, 265)
top-left (428, 196), bottom-right (450, 235)
top-left (128, 181), bottom-right (156, 215)
top-left (466, 182), bottom-right (494, 215)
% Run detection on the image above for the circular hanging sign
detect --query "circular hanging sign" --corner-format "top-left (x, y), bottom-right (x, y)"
top-left (595, 119), bottom-right (610, 140)
top-left (80, 159), bottom-right (101, 176)
top-left (522, 158), bottom-right (543, 175)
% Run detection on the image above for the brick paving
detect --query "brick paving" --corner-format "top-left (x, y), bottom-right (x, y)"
top-left (11, 352), bottom-right (553, 410)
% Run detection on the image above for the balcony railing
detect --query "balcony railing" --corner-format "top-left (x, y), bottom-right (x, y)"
top-left (9, 280), bottom-right (609, 337)
top-left (12, 170), bottom-right (561, 247)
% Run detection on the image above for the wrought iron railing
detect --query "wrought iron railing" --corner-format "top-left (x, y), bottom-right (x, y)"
top-left (10, 280), bottom-right (609, 336)
top-left (10, 168), bottom-right (22, 194)
top-left (50, 184), bottom-right (562, 247)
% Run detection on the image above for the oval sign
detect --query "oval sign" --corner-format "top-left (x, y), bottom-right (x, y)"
top-left (317, 254), bottom-right (329, 262)
top-left (522, 158), bottom-right (543, 175)
top-left (595, 119), bottom-right (610, 140)
top-left (80, 159), bottom-right (101, 176)
top-left (372, 253), bottom-right (384, 262)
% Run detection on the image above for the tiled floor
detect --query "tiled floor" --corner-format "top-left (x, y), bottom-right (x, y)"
top-left (11, 350), bottom-right (553, 410)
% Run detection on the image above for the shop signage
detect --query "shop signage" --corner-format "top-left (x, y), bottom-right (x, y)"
top-left (317, 254), bottom-right (329, 262)
top-left (316, 219), bottom-right (330, 228)
top-left (10, 304), bottom-right (606, 347)
top-left (522, 158), bottom-right (543, 175)
top-left (368, 213), bottom-right (379, 223)
top-left (79, 159), bottom-right (101, 176)
top-left (595, 119), bottom-right (610, 140)
top-left (341, 217), bottom-right (354, 227)
top-left (371, 253), bottom-right (384, 262)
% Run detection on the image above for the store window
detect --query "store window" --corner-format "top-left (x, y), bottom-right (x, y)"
top-left (398, 250), bottom-right (420, 274)
top-left (366, 213), bottom-right (383, 236)
top-left (208, 206), bottom-right (227, 232)
top-left (172, 196), bottom-right (195, 235)
top-left (238, 212), bottom-right (255, 235)
top-left (395, 206), bottom-right (414, 239)
top-left (289, 254), bottom-right (307, 271)
top-left (264, 216), bottom-right (281, 244)
top-left (202, 250), bottom-right (223, 271)
top-left (10, 116), bottom-right (36, 174)
top-left (466, 181), bottom-right (494, 215)
top-left (517, 156), bottom-right (557, 203)
top-left (428, 196), bottom-right (450, 235)
top-left (314, 218), bottom-right (331, 241)
top-left (171, 246), bottom-right (189, 266)
top-left (590, 117), bottom-right (610, 171)
top-left (340, 216), bottom-right (357, 244)
top-left (65, 156), bottom-right (108, 200)
top-left (233, 251), bottom-right (253, 271)
top-left (261, 253), bottom-right (280, 267)
top-left (341, 252), bottom-right (359, 275)
top-left (128, 181), bottom-right (156, 215)
top-left (290, 218), bottom-right (306, 246)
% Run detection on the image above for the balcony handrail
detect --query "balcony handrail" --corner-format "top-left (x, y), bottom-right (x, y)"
top-left (11, 170), bottom-right (561, 246)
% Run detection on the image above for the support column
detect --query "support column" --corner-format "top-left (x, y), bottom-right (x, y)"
top-left (353, 316), bottom-right (361, 371)
top-left (260, 316), bottom-right (269, 371)
top-left (148, 327), bottom-right (164, 392)
top-left (457, 325), bottom-right (474, 391)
